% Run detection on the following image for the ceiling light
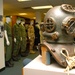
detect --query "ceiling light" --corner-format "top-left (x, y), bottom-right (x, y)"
top-left (31, 5), bottom-right (53, 9)
top-left (44, 13), bottom-right (46, 15)
top-left (18, 0), bottom-right (31, 2)
top-left (33, 17), bottom-right (36, 19)
top-left (18, 13), bottom-right (27, 15)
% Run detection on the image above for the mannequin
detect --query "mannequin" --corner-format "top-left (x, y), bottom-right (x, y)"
top-left (4, 17), bottom-right (14, 67)
top-left (14, 19), bottom-right (21, 42)
top-left (28, 20), bottom-right (35, 53)
top-left (34, 22), bottom-right (40, 51)
top-left (12, 18), bottom-right (21, 61)
top-left (20, 19), bottom-right (27, 57)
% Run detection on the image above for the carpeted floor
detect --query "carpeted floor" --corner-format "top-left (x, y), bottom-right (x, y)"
top-left (0, 51), bottom-right (39, 75)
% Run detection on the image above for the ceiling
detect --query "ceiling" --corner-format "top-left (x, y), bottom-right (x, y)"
top-left (3, 0), bottom-right (75, 19)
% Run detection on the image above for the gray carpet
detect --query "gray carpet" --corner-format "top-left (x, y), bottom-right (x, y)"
top-left (0, 52), bottom-right (39, 75)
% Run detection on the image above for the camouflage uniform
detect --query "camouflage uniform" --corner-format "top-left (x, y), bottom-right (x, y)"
top-left (13, 23), bottom-right (21, 57)
top-left (28, 25), bottom-right (35, 53)
top-left (20, 24), bottom-right (27, 54)
top-left (4, 22), bottom-right (12, 61)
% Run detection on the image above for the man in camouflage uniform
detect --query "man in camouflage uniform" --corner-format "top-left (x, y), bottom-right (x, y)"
top-left (4, 17), bottom-right (14, 67)
top-left (12, 18), bottom-right (21, 61)
top-left (28, 20), bottom-right (35, 53)
top-left (20, 19), bottom-right (27, 57)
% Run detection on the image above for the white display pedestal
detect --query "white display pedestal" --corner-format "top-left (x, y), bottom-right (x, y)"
top-left (23, 55), bottom-right (75, 75)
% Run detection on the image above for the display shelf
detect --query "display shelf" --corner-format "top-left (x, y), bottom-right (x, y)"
top-left (23, 55), bottom-right (75, 75)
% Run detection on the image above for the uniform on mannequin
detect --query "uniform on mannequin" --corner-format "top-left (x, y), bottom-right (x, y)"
top-left (28, 20), bottom-right (35, 54)
top-left (21, 20), bottom-right (25, 40)
top-left (4, 17), bottom-right (11, 45)
top-left (14, 19), bottom-right (21, 43)
top-left (34, 22), bottom-right (40, 51)
top-left (4, 17), bottom-right (14, 67)
top-left (12, 18), bottom-right (21, 61)
top-left (20, 20), bottom-right (25, 41)
top-left (20, 19), bottom-right (27, 57)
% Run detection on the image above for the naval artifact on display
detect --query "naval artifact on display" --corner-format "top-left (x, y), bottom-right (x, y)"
top-left (39, 4), bottom-right (75, 74)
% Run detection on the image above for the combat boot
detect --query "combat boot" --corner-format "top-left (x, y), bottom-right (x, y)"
top-left (5, 61), bottom-right (13, 67)
top-left (30, 50), bottom-right (35, 54)
top-left (21, 52), bottom-right (28, 57)
top-left (12, 56), bottom-right (20, 61)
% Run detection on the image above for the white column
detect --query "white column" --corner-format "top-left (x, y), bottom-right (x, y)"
top-left (0, 0), bottom-right (5, 69)
top-left (35, 12), bottom-right (41, 24)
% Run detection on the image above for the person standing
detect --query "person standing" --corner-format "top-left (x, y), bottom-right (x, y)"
top-left (4, 17), bottom-right (14, 67)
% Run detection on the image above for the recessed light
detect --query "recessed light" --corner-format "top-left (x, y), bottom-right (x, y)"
top-left (18, 0), bottom-right (31, 2)
top-left (31, 5), bottom-right (53, 9)
top-left (33, 17), bottom-right (36, 19)
top-left (18, 13), bottom-right (27, 15)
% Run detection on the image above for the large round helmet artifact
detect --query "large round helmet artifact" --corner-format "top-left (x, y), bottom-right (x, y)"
top-left (40, 4), bottom-right (75, 67)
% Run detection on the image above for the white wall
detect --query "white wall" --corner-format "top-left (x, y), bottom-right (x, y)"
top-left (35, 12), bottom-right (41, 24)
top-left (0, 0), bottom-right (5, 69)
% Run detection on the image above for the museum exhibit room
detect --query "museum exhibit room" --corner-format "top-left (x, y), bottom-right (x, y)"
top-left (0, 0), bottom-right (75, 75)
